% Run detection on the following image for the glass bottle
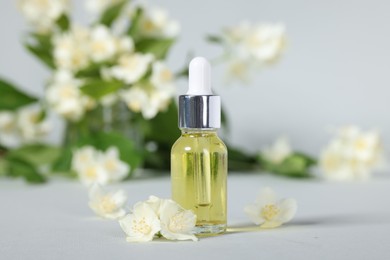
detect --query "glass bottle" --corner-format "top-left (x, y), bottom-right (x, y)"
top-left (171, 57), bottom-right (228, 235)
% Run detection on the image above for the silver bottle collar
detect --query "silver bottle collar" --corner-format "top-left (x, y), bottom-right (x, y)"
top-left (179, 95), bottom-right (221, 129)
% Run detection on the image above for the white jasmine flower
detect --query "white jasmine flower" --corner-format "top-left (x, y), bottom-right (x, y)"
top-left (221, 22), bottom-right (286, 82)
top-left (77, 161), bottom-right (110, 186)
top-left (72, 146), bottom-right (109, 186)
top-left (119, 202), bottom-right (161, 242)
top-left (72, 146), bottom-right (129, 186)
top-left (320, 126), bottom-right (385, 181)
top-left (110, 53), bottom-right (153, 84)
top-left (225, 58), bottom-right (252, 83)
top-left (0, 112), bottom-right (15, 133)
top-left (244, 187), bottom-right (297, 228)
top-left (18, 0), bottom-right (70, 32)
top-left (142, 88), bottom-right (174, 119)
top-left (115, 36), bottom-right (134, 54)
top-left (151, 61), bottom-right (175, 89)
top-left (71, 146), bottom-right (98, 173)
top-left (120, 87), bottom-right (149, 113)
top-left (261, 137), bottom-right (292, 164)
top-left (89, 25), bottom-right (117, 62)
top-left (144, 195), bottom-right (163, 216)
top-left (243, 23), bottom-right (286, 63)
top-left (101, 147), bottom-right (130, 182)
top-left (16, 106), bottom-right (51, 142)
top-left (46, 70), bottom-right (92, 121)
top-left (89, 184), bottom-right (127, 219)
top-left (53, 25), bottom-right (90, 71)
top-left (120, 84), bottom-right (174, 119)
top-left (0, 107), bottom-right (50, 147)
top-left (139, 6), bottom-right (180, 38)
top-left (159, 199), bottom-right (198, 241)
top-left (86, 0), bottom-right (121, 14)
top-left (0, 111), bottom-right (20, 148)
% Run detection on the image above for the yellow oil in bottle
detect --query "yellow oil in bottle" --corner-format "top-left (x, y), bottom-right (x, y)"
top-left (171, 129), bottom-right (227, 235)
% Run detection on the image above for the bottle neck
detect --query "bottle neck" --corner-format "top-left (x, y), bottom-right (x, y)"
top-left (180, 128), bottom-right (218, 135)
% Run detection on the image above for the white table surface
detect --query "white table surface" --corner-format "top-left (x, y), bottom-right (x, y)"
top-left (1, 172), bottom-right (390, 260)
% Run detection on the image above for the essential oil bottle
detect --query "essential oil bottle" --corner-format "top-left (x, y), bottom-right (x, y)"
top-left (171, 57), bottom-right (227, 235)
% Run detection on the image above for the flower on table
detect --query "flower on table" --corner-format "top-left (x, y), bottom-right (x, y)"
top-left (72, 146), bottom-right (130, 186)
top-left (18, 0), bottom-right (70, 32)
top-left (159, 199), bottom-right (198, 241)
top-left (138, 5), bottom-right (180, 38)
top-left (119, 201), bottom-right (161, 242)
top-left (244, 187), bottom-right (297, 228)
top-left (320, 125), bottom-right (385, 181)
top-left (261, 137), bottom-right (292, 164)
top-left (89, 183), bottom-right (127, 219)
top-left (119, 196), bottom-right (197, 242)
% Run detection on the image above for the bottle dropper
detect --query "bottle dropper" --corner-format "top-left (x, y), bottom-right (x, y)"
top-left (179, 57), bottom-right (221, 129)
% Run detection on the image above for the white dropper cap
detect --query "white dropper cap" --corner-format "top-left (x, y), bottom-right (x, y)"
top-left (187, 57), bottom-right (213, 95)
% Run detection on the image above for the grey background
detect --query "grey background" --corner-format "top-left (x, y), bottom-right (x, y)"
top-left (1, 0), bottom-right (389, 155)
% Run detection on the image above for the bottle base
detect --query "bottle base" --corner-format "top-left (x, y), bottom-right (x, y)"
top-left (194, 224), bottom-right (226, 236)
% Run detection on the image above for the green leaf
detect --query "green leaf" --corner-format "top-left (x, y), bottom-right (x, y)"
top-left (56, 14), bottom-right (70, 31)
top-left (24, 33), bottom-right (54, 68)
top-left (8, 144), bottom-right (62, 167)
top-left (135, 38), bottom-right (175, 59)
top-left (258, 152), bottom-right (316, 178)
top-left (144, 101), bottom-right (180, 145)
top-left (51, 145), bottom-right (74, 174)
top-left (75, 62), bottom-right (107, 78)
top-left (142, 102), bottom-right (180, 170)
top-left (99, 0), bottom-right (127, 27)
top-left (0, 78), bottom-right (37, 110)
top-left (228, 146), bottom-right (259, 171)
top-left (80, 80), bottom-right (123, 99)
top-left (7, 157), bottom-right (46, 184)
top-left (206, 35), bottom-right (223, 44)
top-left (0, 157), bottom-right (8, 176)
top-left (78, 131), bottom-right (143, 175)
top-left (127, 7), bottom-right (143, 39)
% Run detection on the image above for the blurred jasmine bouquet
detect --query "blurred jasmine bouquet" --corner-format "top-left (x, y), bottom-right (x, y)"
top-left (1, 0), bottom-right (182, 182)
top-left (0, 0), bottom-right (317, 184)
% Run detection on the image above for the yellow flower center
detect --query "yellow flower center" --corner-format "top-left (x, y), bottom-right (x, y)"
top-left (92, 41), bottom-right (108, 53)
top-left (85, 166), bottom-right (97, 179)
top-left (142, 20), bottom-right (157, 33)
top-left (355, 139), bottom-right (368, 151)
top-left (261, 204), bottom-right (279, 221)
top-left (132, 218), bottom-right (152, 235)
top-left (169, 212), bottom-right (185, 232)
top-left (121, 56), bottom-right (139, 70)
top-left (160, 69), bottom-right (173, 82)
top-left (99, 196), bottom-right (116, 213)
top-left (105, 159), bottom-right (117, 172)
